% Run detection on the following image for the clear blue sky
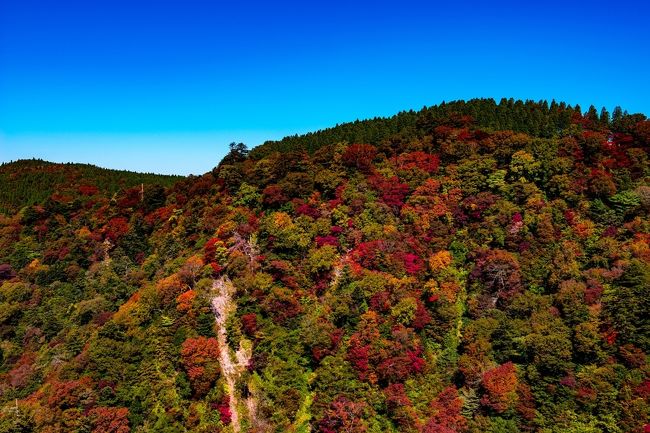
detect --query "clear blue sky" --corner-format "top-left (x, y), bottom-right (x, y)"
top-left (1, 0), bottom-right (649, 175)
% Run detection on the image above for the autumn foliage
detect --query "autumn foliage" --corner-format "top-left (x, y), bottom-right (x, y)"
top-left (0, 99), bottom-right (649, 433)
top-left (180, 336), bottom-right (221, 396)
top-left (88, 407), bottom-right (130, 433)
top-left (481, 362), bottom-right (519, 413)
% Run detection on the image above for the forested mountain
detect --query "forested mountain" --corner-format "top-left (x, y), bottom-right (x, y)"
top-left (0, 159), bottom-right (182, 215)
top-left (250, 98), bottom-right (643, 158)
top-left (0, 98), bottom-right (649, 433)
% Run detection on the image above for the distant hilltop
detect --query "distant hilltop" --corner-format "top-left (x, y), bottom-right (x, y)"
top-left (0, 159), bottom-right (182, 214)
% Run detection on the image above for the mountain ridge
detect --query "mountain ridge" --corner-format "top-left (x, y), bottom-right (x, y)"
top-left (0, 158), bottom-right (182, 215)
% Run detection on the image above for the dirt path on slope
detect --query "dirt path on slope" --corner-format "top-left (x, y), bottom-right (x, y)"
top-left (211, 277), bottom-right (252, 433)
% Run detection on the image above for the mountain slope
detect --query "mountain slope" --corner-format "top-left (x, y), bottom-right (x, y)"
top-left (0, 99), bottom-right (649, 433)
top-left (0, 159), bottom-right (182, 215)
top-left (250, 98), bottom-right (642, 158)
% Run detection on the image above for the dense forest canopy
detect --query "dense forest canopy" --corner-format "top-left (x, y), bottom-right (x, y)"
top-left (0, 159), bottom-right (182, 215)
top-left (250, 98), bottom-right (643, 158)
top-left (0, 98), bottom-right (649, 433)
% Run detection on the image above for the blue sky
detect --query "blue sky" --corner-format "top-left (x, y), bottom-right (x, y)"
top-left (1, 0), bottom-right (649, 175)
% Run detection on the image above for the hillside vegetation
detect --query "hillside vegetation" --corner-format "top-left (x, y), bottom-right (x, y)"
top-left (0, 98), bottom-right (649, 433)
top-left (0, 159), bottom-right (182, 215)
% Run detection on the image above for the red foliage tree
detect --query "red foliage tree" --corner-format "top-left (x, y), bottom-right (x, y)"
top-left (203, 237), bottom-right (222, 264)
top-left (144, 205), bottom-right (175, 225)
top-left (213, 396), bottom-right (232, 425)
top-left (342, 144), bottom-right (377, 172)
top-left (47, 376), bottom-right (94, 409)
top-left (262, 184), bottom-right (288, 206)
top-left (376, 327), bottom-right (426, 383)
top-left (347, 312), bottom-right (381, 381)
top-left (180, 336), bottom-right (221, 397)
top-left (88, 406), bottom-right (130, 433)
top-left (78, 184), bottom-right (99, 196)
top-left (412, 300), bottom-right (432, 330)
top-left (241, 313), bottom-right (258, 336)
top-left (384, 383), bottom-right (419, 431)
top-left (369, 175), bottom-right (410, 211)
top-left (116, 187), bottom-right (141, 208)
top-left (352, 240), bottom-right (389, 271)
top-left (348, 340), bottom-right (371, 379)
top-left (348, 315), bottom-right (426, 384)
top-left (423, 386), bottom-right (467, 433)
top-left (394, 151), bottom-right (440, 173)
top-left (588, 168), bottom-right (617, 197)
top-left (316, 235), bottom-right (339, 248)
top-left (395, 252), bottom-right (424, 275)
top-left (104, 217), bottom-right (130, 242)
top-left (295, 201), bottom-right (321, 218)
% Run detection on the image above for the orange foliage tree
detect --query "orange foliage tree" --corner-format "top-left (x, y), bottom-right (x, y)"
top-left (180, 336), bottom-right (221, 396)
top-left (480, 361), bottom-right (518, 413)
top-left (88, 406), bottom-right (130, 433)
